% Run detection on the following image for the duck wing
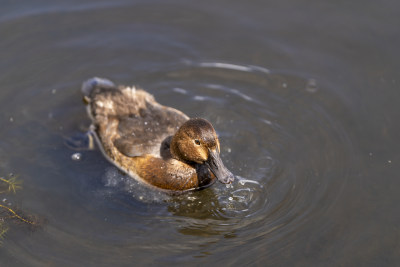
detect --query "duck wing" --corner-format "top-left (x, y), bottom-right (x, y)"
top-left (114, 103), bottom-right (188, 158)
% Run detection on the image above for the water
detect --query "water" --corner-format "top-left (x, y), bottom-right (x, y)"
top-left (0, 1), bottom-right (399, 266)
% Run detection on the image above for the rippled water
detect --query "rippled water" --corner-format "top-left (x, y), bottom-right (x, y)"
top-left (0, 1), bottom-right (399, 266)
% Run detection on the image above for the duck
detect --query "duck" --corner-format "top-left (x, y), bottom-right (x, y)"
top-left (81, 77), bottom-right (234, 192)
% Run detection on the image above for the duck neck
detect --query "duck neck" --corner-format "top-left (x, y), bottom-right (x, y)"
top-left (170, 135), bottom-right (183, 161)
top-left (170, 135), bottom-right (195, 166)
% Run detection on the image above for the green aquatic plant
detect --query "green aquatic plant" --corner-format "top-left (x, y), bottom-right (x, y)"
top-left (0, 203), bottom-right (38, 226)
top-left (0, 220), bottom-right (7, 243)
top-left (0, 176), bottom-right (14, 243)
top-left (0, 176), bottom-right (22, 194)
top-left (0, 174), bottom-right (39, 245)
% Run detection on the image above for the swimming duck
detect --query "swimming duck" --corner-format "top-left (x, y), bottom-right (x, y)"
top-left (81, 77), bottom-right (234, 192)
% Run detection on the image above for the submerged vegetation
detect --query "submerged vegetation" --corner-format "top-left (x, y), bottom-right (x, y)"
top-left (0, 176), bottom-right (22, 194)
top-left (0, 174), bottom-right (39, 244)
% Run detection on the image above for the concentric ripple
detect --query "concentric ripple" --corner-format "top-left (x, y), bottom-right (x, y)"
top-left (94, 61), bottom-right (355, 252)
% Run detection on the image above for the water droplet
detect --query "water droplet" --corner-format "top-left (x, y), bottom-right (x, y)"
top-left (51, 89), bottom-right (57, 94)
top-left (9, 117), bottom-right (14, 122)
top-left (282, 83), bottom-right (287, 88)
top-left (71, 153), bottom-right (82, 161)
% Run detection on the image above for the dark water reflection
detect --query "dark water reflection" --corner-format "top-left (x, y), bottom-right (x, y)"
top-left (1, 1), bottom-right (399, 266)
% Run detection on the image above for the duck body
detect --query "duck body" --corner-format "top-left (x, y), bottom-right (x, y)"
top-left (82, 78), bottom-right (233, 192)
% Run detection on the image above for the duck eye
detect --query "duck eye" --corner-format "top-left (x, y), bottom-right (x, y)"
top-left (194, 139), bottom-right (201, 146)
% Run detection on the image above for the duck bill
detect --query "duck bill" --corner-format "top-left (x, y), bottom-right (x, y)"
top-left (206, 149), bottom-right (234, 184)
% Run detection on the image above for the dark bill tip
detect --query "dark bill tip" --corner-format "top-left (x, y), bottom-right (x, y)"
top-left (206, 150), bottom-right (235, 184)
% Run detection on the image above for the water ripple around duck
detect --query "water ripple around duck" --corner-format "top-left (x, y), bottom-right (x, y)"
top-left (97, 61), bottom-right (354, 253)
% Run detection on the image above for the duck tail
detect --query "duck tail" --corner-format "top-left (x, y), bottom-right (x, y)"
top-left (81, 77), bottom-right (116, 97)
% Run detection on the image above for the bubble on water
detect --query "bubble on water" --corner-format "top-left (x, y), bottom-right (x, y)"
top-left (71, 153), bottom-right (82, 161)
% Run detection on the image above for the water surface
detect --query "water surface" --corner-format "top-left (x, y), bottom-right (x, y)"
top-left (0, 1), bottom-right (399, 266)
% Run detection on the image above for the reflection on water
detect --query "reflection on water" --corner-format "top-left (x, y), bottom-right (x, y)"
top-left (0, 1), bottom-right (399, 266)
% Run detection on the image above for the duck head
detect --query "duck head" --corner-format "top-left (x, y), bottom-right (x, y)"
top-left (170, 118), bottom-right (234, 184)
